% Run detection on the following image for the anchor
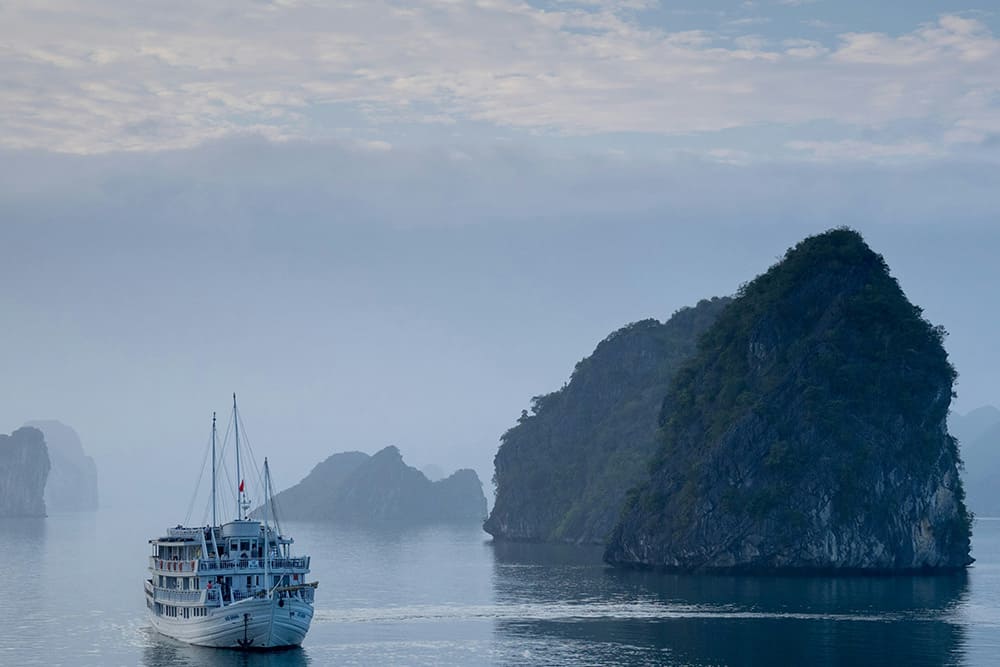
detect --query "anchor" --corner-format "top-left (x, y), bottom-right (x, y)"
top-left (236, 613), bottom-right (255, 649)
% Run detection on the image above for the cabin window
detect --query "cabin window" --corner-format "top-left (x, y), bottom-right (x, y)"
top-left (240, 540), bottom-right (250, 553)
top-left (247, 576), bottom-right (252, 588)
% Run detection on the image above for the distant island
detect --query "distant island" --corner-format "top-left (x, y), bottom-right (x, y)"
top-left (261, 446), bottom-right (487, 523)
top-left (485, 297), bottom-right (731, 544)
top-left (605, 229), bottom-right (971, 571)
top-left (25, 420), bottom-right (98, 512)
top-left (0, 427), bottom-right (51, 517)
top-left (951, 406), bottom-right (1000, 517)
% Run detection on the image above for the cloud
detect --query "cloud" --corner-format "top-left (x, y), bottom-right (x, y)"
top-left (786, 139), bottom-right (938, 161)
top-left (0, 3), bottom-right (998, 157)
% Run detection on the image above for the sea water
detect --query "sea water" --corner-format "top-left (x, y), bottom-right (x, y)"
top-left (2, 508), bottom-right (999, 666)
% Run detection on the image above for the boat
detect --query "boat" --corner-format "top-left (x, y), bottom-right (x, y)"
top-left (144, 395), bottom-right (317, 649)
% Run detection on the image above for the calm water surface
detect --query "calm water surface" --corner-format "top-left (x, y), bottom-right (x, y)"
top-left (2, 509), bottom-right (999, 666)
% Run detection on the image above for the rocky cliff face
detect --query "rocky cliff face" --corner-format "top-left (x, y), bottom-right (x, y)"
top-left (485, 297), bottom-right (731, 544)
top-left (605, 229), bottom-right (972, 572)
top-left (0, 427), bottom-right (51, 517)
top-left (25, 420), bottom-right (98, 512)
top-left (267, 446), bottom-right (487, 522)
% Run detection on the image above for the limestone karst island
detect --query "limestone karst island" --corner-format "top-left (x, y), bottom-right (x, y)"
top-left (487, 229), bottom-right (973, 572)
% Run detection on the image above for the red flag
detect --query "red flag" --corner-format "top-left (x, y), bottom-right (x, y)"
top-left (239, 479), bottom-right (245, 493)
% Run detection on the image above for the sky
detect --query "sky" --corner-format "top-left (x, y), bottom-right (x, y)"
top-left (1, 1), bottom-right (999, 512)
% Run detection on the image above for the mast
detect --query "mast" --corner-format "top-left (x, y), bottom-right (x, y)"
top-left (234, 392), bottom-right (242, 519)
top-left (264, 457), bottom-right (270, 591)
top-left (211, 411), bottom-right (217, 528)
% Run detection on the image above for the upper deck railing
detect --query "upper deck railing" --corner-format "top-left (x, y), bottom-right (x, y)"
top-left (145, 579), bottom-right (315, 606)
top-left (145, 580), bottom-right (221, 604)
top-left (150, 556), bottom-right (310, 573)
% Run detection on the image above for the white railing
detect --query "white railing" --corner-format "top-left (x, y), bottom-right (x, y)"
top-left (196, 557), bottom-right (309, 572)
top-left (166, 527), bottom-right (205, 538)
top-left (152, 586), bottom-right (204, 603)
top-left (150, 556), bottom-right (309, 575)
top-left (150, 557), bottom-right (201, 573)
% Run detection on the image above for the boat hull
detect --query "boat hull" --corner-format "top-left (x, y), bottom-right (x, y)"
top-left (148, 597), bottom-right (313, 649)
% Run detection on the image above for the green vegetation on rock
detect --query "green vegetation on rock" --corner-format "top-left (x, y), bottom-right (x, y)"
top-left (605, 228), bottom-right (972, 571)
top-left (484, 297), bottom-right (731, 544)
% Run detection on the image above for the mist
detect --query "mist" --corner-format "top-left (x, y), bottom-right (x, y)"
top-left (2, 138), bottom-right (998, 512)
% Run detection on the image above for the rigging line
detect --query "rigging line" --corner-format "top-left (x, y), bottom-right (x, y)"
top-left (266, 467), bottom-right (285, 536)
top-left (215, 414), bottom-right (234, 477)
top-left (219, 449), bottom-right (237, 516)
top-left (235, 408), bottom-right (287, 535)
top-left (233, 409), bottom-right (269, 512)
top-left (200, 486), bottom-right (212, 526)
top-left (216, 406), bottom-right (240, 516)
top-left (184, 426), bottom-right (215, 526)
top-left (235, 409), bottom-right (264, 487)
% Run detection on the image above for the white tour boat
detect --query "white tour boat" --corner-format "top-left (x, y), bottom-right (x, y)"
top-left (145, 396), bottom-right (317, 649)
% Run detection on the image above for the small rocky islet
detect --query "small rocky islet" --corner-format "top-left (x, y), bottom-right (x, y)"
top-left (0, 427), bottom-right (51, 517)
top-left (0, 421), bottom-right (99, 518)
top-left (263, 445), bottom-right (487, 523)
top-left (26, 420), bottom-right (98, 513)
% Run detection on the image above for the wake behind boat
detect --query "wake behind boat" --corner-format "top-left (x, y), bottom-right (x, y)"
top-left (144, 395), bottom-right (317, 649)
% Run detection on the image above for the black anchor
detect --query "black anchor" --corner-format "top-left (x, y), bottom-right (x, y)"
top-left (236, 613), bottom-right (254, 648)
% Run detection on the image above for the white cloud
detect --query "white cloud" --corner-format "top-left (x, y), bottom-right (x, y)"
top-left (0, 3), bottom-right (998, 156)
top-left (786, 139), bottom-right (938, 161)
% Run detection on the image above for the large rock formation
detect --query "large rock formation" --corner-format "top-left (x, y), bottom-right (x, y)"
top-left (485, 297), bottom-right (731, 544)
top-left (25, 420), bottom-right (98, 512)
top-left (267, 446), bottom-right (487, 522)
top-left (606, 229), bottom-right (972, 572)
top-left (267, 451), bottom-right (370, 520)
top-left (0, 427), bottom-right (51, 517)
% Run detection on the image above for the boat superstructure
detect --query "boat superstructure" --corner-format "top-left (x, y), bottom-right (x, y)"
top-left (145, 396), bottom-right (317, 649)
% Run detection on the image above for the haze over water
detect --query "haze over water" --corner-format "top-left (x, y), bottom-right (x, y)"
top-left (3, 0), bottom-right (1000, 664)
top-left (2, 509), bottom-right (999, 666)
